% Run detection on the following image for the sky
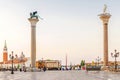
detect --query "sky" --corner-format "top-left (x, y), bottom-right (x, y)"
top-left (0, 0), bottom-right (120, 65)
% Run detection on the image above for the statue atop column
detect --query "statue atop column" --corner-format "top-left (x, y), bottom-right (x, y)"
top-left (98, 4), bottom-right (111, 17)
top-left (30, 11), bottom-right (43, 20)
top-left (103, 4), bottom-right (107, 13)
top-left (30, 11), bottom-right (38, 19)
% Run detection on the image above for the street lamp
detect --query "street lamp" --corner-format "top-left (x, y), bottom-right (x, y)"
top-left (96, 56), bottom-right (101, 66)
top-left (9, 51), bottom-right (14, 74)
top-left (111, 49), bottom-right (119, 71)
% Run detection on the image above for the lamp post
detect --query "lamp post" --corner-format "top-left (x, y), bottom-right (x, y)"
top-left (96, 56), bottom-right (101, 66)
top-left (111, 49), bottom-right (119, 71)
top-left (9, 51), bottom-right (14, 74)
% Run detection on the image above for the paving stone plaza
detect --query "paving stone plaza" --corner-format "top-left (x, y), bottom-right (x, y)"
top-left (0, 70), bottom-right (119, 80)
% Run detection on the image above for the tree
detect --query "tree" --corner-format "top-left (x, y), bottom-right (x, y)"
top-left (80, 60), bottom-right (85, 66)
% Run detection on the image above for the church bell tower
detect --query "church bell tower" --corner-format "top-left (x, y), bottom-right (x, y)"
top-left (3, 40), bottom-right (8, 62)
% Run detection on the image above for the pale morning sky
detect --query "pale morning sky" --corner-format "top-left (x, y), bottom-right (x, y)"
top-left (0, 0), bottom-right (120, 65)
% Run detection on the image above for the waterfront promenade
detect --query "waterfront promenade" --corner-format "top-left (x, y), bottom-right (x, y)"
top-left (0, 70), bottom-right (119, 80)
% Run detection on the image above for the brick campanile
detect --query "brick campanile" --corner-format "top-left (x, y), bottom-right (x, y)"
top-left (3, 40), bottom-right (8, 62)
top-left (99, 5), bottom-right (111, 66)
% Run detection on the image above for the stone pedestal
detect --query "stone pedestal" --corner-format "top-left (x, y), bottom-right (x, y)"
top-left (99, 13), bottom-right (111, 66)
top-left (28, 18), bottom-right (39, 68)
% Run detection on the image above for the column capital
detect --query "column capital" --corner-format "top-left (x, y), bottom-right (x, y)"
top-left (99, 13), bottom-right (111, 24)
top-left (28, 18), bottom-right (39, 26)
